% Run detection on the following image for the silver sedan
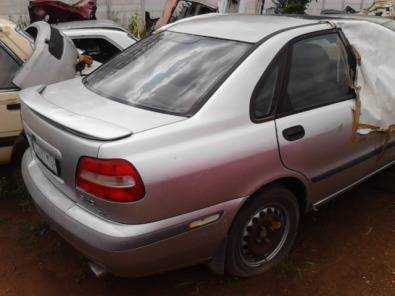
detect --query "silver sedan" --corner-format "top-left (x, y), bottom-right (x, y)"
top-left (21, 14), bottom-right (394, 277)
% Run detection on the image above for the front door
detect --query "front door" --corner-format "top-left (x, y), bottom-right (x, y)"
top-left (275, 30), bottom-right (383, 204)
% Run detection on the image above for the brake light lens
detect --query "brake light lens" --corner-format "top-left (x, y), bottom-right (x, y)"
top-left (76, 157), bottom-right (145, 202)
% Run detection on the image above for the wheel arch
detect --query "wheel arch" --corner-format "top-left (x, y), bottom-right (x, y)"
top-left (253, 176), bottom-right (311, 214)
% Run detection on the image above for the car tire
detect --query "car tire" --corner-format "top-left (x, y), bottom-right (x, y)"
top-left (225, 186), bottom-right (300, 277)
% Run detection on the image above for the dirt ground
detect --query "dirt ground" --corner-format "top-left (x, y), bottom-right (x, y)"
top-left (0, 167), bottom-right (394, 296)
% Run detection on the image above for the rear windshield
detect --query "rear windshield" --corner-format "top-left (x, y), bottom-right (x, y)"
top-left (84, 31), bottom-right (252, 116)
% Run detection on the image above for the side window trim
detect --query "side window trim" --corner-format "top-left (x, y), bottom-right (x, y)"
top-left (249, 46), bottom-right (288, 123)
top-left (276, 28), bottom-right (357, 119)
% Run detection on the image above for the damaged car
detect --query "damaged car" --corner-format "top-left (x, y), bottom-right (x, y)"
top-left (0, 19), bottom-right (85, 165)
top-left (54, 20), bottom-right (137, 72)
top-left (20, 15), bottom-right (394, 278)
top-left (155, 0), bottom-right (217, 29)
top-left (29, 0), bottom-right (97, 24)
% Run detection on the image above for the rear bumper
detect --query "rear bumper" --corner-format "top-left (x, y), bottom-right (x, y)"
top-left (22, 149), bottom-right (244, 277)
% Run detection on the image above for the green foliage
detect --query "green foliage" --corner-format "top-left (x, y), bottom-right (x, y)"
top-left (128, 13), bottom-right (147, 39)
top-left (109, 10), bottom-right (120, 24)
top-left (272, 0), bottom-right (316, 14)
top-left (0, 170), bottom-right (32, 211)
top-left (0, 174), bottom-right (29, 200)
top-left (9, 15), bottom-right (30, 29)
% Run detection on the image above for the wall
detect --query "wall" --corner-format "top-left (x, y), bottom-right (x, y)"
top-left (0, 0), bottom-right (392, 27)
top-left (0, 0), bottom-right (166, 27)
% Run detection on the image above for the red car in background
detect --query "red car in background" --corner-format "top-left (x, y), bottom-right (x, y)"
top-left (29, 0), bottom-right (97, 24)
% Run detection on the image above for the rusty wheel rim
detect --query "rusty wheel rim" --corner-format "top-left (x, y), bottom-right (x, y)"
top-left (239, 205), bottom-right (290, 267)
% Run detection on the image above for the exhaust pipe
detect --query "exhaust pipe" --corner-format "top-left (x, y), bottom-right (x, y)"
top-left (88, 261), bottom-right (108, 278)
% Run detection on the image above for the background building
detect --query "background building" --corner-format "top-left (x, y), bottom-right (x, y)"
top-left (0, 0), bottom-right (166, 26)
top-left (0, 0), bottom-right (392, 27)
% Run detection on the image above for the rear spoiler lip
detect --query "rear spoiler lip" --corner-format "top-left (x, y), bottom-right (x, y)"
top-left (20, 85), bottom-right (133, 141)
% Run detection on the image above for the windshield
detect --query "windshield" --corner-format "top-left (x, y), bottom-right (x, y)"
top-left (84, 31), bottom-right (252, 116)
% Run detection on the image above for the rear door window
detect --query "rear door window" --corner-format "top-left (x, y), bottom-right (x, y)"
top-left (251, 57), bottom-right (283, 120)
top-left (0, 45), bottom-right (20, 89)
top-left (281, 33), bottom-right (354, 114)
top-left (84, 31), bottom-right (252, 116)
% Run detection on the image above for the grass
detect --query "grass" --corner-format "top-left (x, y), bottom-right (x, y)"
top-left (0, 218), bottom-right (10, 225)
top-left (0, 168), bottom-right (91, 282)
top-left (276, 259), bottom-right (304, 279)
top-left (0, 169), bottom-right (33, 211)
top-left (0, 171), bottom-right (29, 200)
top-left (0, 168), bottom-right (44, 248)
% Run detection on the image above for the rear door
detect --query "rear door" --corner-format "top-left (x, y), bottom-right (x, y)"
top-left (275, 29), bottom-right (383, 204)
top-left (13, 22), bottom-right (78, 89)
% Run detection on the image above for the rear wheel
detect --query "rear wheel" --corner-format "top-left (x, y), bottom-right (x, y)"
top-left (225, 186), bottom-right (300, 277)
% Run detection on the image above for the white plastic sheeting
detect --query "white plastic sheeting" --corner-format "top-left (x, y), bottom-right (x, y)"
top-left (331, 20), bottom-right (395, 134)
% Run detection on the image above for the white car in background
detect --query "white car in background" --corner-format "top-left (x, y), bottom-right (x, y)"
top-left (55, 20), bottom-right (137, 74)
top-left (0, 19), bottom-right (136, 166)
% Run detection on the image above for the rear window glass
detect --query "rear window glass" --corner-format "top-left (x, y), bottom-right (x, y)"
top-left (84, 31), bottom-right (251, 116)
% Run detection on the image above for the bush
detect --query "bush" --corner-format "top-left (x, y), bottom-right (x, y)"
top-left (273, 0), bottom-right (316, 14)
top-left (128, 13), bottom-right (147, 39)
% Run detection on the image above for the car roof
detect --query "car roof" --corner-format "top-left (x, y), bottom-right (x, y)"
top-left (166, 14), bottom-right (320, 43)
top-left (296, 14), bottom-right (395, 31)
top-left (54, 20), bottom-right (128, 32)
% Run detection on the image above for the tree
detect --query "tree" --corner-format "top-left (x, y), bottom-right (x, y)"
top-left (272, 0), bottom-right (316, 14)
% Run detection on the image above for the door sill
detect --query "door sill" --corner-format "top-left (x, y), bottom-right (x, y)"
top-left (313, 161), bottom-right (394, 209)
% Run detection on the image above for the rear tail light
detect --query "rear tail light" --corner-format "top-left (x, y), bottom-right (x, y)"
top-left (76, 157), bottom-right (145, 202)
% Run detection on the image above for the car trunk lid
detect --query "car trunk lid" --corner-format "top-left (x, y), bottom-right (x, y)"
top-left (23, 78), bottom-right (186, 137)
top-left (20, 84), bottom-right (133, 141)
top-left (19, 82), bottom-right (185, 209)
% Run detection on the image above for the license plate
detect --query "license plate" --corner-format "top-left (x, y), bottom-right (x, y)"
top-left (32, 140), bottom-right (59, 175)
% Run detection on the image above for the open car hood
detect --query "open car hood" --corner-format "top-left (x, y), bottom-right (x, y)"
top-left (13, 21), bottom-right (79, 89)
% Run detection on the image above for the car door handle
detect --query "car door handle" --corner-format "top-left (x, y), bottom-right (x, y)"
top-left (282, 125), bottom-right (305, 141)
top-left (7, 103), bottom-right (20, 111)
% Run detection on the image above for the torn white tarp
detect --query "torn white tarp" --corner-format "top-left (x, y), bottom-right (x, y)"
top-left (332, 20), bottom-right (395, 134)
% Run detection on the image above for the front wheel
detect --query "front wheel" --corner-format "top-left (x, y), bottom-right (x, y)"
top-left (225, 186), bottom-right (300, 277)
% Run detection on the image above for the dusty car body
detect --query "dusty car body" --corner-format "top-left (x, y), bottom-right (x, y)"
top-left (21, 15), bottom-right (394, 278)
top-left (29, 0), bottom-right (97, 24)
top-left (0, 20), bottom-right (78, 165)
